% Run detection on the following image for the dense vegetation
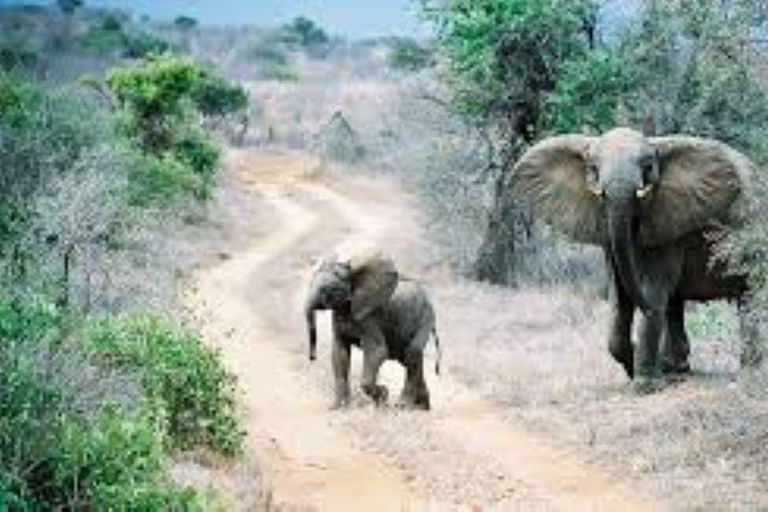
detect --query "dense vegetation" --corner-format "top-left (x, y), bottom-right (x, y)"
top-left (0, 4), bottom-right (247, 507)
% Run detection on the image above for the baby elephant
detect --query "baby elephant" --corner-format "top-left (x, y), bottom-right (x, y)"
top-left (304, 251), bottom-right (440, 410)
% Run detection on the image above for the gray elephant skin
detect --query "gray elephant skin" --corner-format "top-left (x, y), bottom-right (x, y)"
top-left (513, 127), bottom-right (757, 393)
top-left (305, 253), bottom-right (440, 409)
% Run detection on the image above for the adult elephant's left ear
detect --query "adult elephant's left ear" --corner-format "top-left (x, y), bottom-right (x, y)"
top-left (641, 136), bottom-right (754, 245)
top-left (512, 134), bottom-right (605, 245)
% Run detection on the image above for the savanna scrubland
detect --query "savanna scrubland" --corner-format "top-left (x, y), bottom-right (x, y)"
top-left (5, 0), bottom-right (768, 509)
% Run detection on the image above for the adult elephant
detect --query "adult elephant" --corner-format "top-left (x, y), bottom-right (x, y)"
top-left (513, 127), bottom-right (757, 393)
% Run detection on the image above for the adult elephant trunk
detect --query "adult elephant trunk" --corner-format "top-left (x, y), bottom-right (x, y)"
top-left (608, 201), bottom-right (652, 313)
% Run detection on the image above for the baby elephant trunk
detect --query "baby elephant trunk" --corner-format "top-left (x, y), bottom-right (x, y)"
top-left (305, 302), bottom-right (318, 361)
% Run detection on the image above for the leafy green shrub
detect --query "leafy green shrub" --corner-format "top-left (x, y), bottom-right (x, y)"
top-left (192, 73), bottom-right (248, 121)
top-left (124, 130), bottom-right (219, 204)
top-left (0, 41), bottom-right (40, 73)
top-left (0, 74), bottom-right (113, 260)
top-left (107, 54), bottom-right (226, 204)
top-left (543, 49), bottom-right (627, 133)
top-left (108, 54), bottom-right (203, 152)
top-left (123, 32), bottom-right (174, 59)
top-left (86, 313), bottom-right (243, 456)
top-left (0, 298), bottom-right (202, 509)
top-left (387, 38), bottom-right (433, 72)
top-left (52, 410), bottom-right (202, 510)
top-left (125, 152), bottom-right (198, 207)
top-left (78, 14), bottom-right (126, 55)
top-left (281, 16), bottom-right (329, 50)
top-left (718, 186), bottom-right (768, 314)
top-left (174, 129), bottom-right (220, 198)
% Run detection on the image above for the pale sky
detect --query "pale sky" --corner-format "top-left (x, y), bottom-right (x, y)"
top-left (2, 0), bottom-right (428, 38)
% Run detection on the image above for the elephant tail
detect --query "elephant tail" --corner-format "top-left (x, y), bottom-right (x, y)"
top-left (432, 326), bottom-right (442, 376)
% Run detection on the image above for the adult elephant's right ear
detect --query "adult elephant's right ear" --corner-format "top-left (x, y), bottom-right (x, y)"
top-left (512, 135), bottom-right (605, 245)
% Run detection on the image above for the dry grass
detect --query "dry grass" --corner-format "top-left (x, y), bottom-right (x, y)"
top-left (432, 279), bottom-right (768, 508)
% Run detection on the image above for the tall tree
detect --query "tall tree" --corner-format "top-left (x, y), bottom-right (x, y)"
top-left (423, 0), bottom-right (604, 284)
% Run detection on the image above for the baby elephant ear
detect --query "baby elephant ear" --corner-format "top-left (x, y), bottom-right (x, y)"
top-left (512, 135), bottom-right (604, 244)
top-left (348, 251), bottom-right (399, 321)
top-left (641, 136), bottom-right (753, 245)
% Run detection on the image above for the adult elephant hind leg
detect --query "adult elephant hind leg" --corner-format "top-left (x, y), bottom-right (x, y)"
top-left (661, 297), bottom-right (691, 375)
top-left (359, 319), bottom-right (389, 406)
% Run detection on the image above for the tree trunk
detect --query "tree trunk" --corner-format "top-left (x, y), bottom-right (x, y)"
top-left (473, 168), bottom-right (530, 285)
top-left (471, 119), bottom-right (533, 285)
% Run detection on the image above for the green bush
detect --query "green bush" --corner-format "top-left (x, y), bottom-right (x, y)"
top-left (174, 129), bottom-right (220, 198)
top-left (78, 14), bottom-right (126, 55)
top-left (107, 54), bottom-right (225, 204)
top-left (126, 152), bottom-right (199, 207)
top-left (192, 73), bottom-right (248, 121)
top-left (86, 313), bottom-right (243, 456)
top-left (108, 54), bottom-right (203, 152)
top-left (123, 32), bottom-right (174, 59)
top-left (0, 75), bottom-right (113, 258)
top-left (0, 299), bottom-right (202, 509)
top-left (0, 41), bottom-right (40, 74)
top-left (281, 16), bottom-right (329, 50)
top-left (543, 49), bottom-right (628, 133)
top-left (387, 38), bottom-right (433, 72)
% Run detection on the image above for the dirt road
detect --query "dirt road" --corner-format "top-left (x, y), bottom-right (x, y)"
top-left (186, 149), bottom-right (660, 510)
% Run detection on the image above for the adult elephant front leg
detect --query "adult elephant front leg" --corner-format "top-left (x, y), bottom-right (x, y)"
top-left (633, 249), bottom-right (682, 394)
top-left (661, 297), bottom-right (691, 375)
top-left (635, 307), bottom-right (667, 393)
top-left (359, 317), bottom-right (389, 406)
top-left (606, 256), bottom-right (635, 378)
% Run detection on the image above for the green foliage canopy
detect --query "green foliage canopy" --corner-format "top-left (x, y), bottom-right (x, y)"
top-left (282, 16), bottom-right (329, 48)
top-left (423, 0), bottom-right (600, 133)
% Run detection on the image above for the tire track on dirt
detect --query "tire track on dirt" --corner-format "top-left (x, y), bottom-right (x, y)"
top-left (188, 149), bottom-right (660, 511)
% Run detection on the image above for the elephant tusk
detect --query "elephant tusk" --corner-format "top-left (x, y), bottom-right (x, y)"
top-left (636, 185), bottom-right (653, 199)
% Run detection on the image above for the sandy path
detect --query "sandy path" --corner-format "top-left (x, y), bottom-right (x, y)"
top-left (186, 149), bottom-right (661, 511)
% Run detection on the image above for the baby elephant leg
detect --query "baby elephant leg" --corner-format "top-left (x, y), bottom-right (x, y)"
top-left (399, 348), bottom-right (430, 410)
top-left (330, 336), bottom-right (351, 409)
top-left (399, 322), bottom-right (432, 410)
top-left (359, 319), bottom-right (389, 406)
